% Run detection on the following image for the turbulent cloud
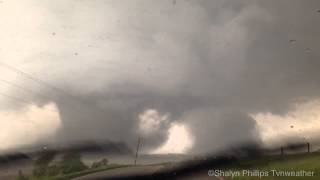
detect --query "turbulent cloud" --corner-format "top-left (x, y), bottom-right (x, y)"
top-left (183, 108), bottom-right (260, 153)
top-left (138, 109), bottom-right (169, 136)
top-left (152, 122), bottom-right (194, 154)
top-left (1, 0), bottom-right (320, 154)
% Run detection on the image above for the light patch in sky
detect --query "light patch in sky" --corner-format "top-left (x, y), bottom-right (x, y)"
top-left (152, 122), bottom-right (194, 154)
top-left (252, 100), bottom-right (320, 147)
top-left (0, 103), bottom-right (61, 152)
top-left (138, 109), bottom-right (169, 136)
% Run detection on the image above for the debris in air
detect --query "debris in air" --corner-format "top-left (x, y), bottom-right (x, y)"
top-left (289, 39), bottom-right (297, 44)
top-left (305, 48), bottom-right (311, 53)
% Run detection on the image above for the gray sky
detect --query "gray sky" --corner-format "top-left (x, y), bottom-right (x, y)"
top-left (1, 0), bottom-right (320, 154)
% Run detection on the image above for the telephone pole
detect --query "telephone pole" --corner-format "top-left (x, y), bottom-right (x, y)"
top-left (134, 136), bottom-right (141, 165)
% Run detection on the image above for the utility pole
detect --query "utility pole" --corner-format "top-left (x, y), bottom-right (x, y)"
top-left (134, 136), bottom-right (141, 165)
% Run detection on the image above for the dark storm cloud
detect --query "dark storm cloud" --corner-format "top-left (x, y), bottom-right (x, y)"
top-left (2, 0), bottom-right (320, 153)
top-left (183, 108), bottom-right (260, 154)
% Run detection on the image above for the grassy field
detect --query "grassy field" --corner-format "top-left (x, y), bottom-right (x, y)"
top-left (16, 152), bottom-right (320, 180)
top-left (15, 151), bottom-right (134, 180)
top-left (17, 164), bottom-right (132, 180)
top-left (221, 152), bottom-right (320, 180)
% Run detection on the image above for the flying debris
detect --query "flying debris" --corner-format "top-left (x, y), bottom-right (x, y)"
top-left (289, 39), bottom-right (297, 44)
top-left (305, 48), bottom-right (312, 53)
top-left (173, 0), bottom-right (176, 5)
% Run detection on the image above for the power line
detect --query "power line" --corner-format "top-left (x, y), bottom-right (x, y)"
top-left (0, 76), bottom-right (100, 116)
top-left (0, 92), bottom-right (58, 113)
top-left (0, 78), bottom-right (49, 100)
top-left (0, 92), bottom-right (29, 104)
top-left (0, 62), bottom-right (106, 114)
top-left (0, 62), bottom-right (79, 100)
top-left (0, 77), bottom-right (97, 116)
top-left (0, 77), bottom-right (76, 112)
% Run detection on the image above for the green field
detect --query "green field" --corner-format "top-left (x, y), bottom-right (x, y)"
top-left (17, 163), bottom-right (132, 180)
top-left (15, 151), bottom-right (133, 180)
top-left (220, 152), bottom-right (320, 180)
top-left (16, 152), bottom-right (320, 180)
